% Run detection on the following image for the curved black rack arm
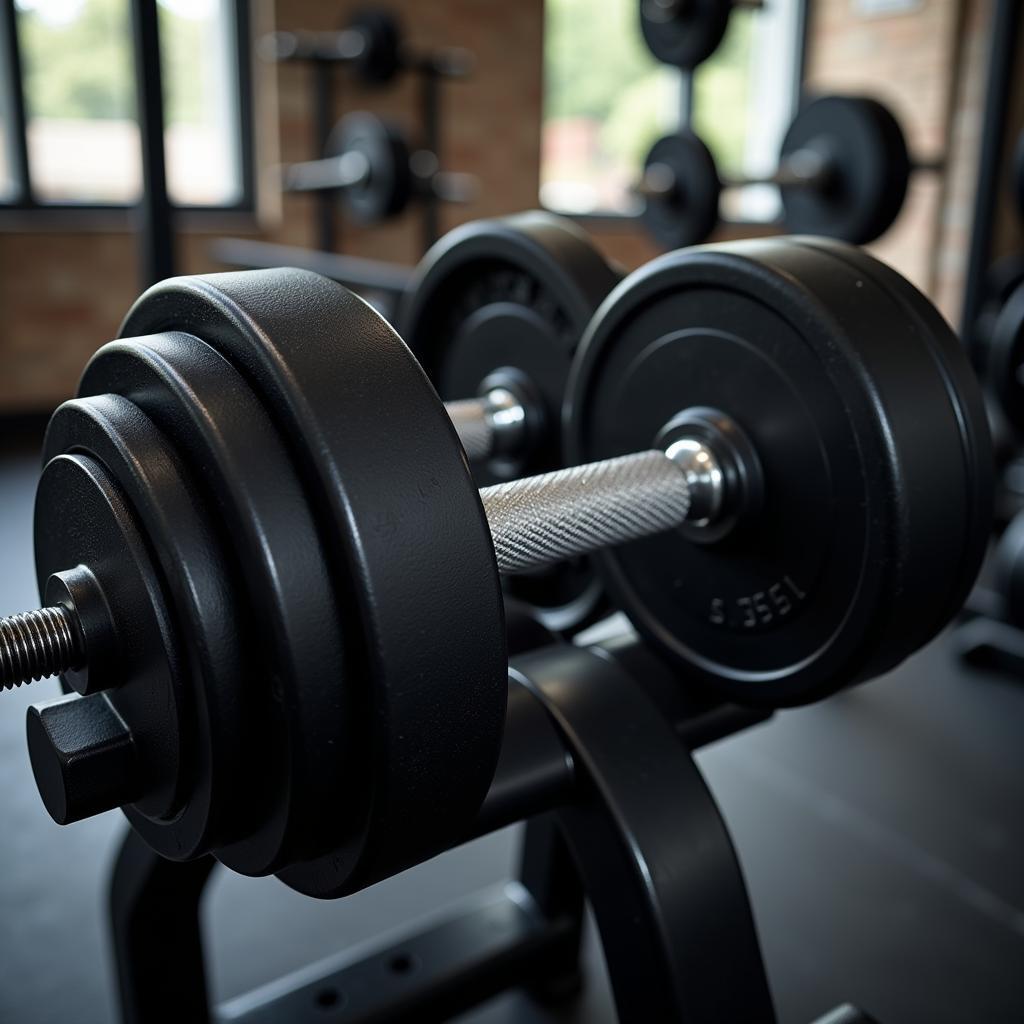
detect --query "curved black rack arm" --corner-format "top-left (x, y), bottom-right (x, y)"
top-left (106, 640), bottom-right (866, 1023)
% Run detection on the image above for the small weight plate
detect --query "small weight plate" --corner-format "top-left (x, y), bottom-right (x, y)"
top-left (639, 0), bottom-right (732, 70)
top-left (778, 95), bottom-right (910, 244)
top-left (566, 236), bottom-right (991, 706)
top-left (401, 212), bottom-right (620, 634)
top-left (41, 396), bottom-right (245, 858)
top-left (347, 8), bottom-right (402, 84)
top-left (120, 268), bottom-right (506, 896)
top-left (34, 453), bottom-right (181, 821)
top-left (80, 332), bottom-right (351, 878)
top-left (328, 112), bottom-right (412, 224)
top-left (988, 281), bottom-right (1024, 433)
top-left (640, 131), bottom-right (721, 250)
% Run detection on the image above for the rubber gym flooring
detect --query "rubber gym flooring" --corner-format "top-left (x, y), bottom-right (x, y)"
top-left (1, 425), bottom-right (1022, 1024)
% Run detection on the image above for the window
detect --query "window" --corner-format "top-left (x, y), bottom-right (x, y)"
top-left (0, 0), bottom-right (250, 209)
top-left (542, 0), bottom-right (805, 221)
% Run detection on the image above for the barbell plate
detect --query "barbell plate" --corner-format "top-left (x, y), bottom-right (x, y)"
top-left (639, 0), bottom-right (732, 70)
top-left (401, 211), bottom-right (621, 634)
top-left (566, 236), bottom-right (991, 706)
top-left (327, 112), bottom-right (412, 224)
top-left (118, 268), bottom-right (507, 897)
top-left (778, 95), bottom-right (911, 244)
top-left (640, 131), bottom-right (722, 250)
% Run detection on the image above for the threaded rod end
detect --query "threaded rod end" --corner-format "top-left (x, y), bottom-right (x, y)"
top-left (0, 607), bottom-right (80, 691)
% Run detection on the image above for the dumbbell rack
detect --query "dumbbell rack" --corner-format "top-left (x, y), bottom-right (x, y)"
top-left (108, 637), bottom-right (777, 1024)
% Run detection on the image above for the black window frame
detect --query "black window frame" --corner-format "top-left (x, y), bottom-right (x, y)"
top-left (0, 0), bottom-right (254, 215)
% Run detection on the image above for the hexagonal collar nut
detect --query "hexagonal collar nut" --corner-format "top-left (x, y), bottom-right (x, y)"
top-left (27, 692), bottom-right (138, 825)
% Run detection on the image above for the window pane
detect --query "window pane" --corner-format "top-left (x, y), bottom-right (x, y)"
top-left (16, 0), bottom-right (140, 203)
top-left (160, 0), bottom-right (242, 206)
top-left (694, 1), bottom-right (803, 222)
top-left (542, 0), bottom-right (680, 215)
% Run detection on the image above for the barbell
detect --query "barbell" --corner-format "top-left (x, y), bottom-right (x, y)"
top-left (261, 8), bottom-right (472, 85)
top-left (282, 112), bottom-right (477, 225)
top-left (639, 95), bottom-right (933, 249)
top-left (0, 230), bottom-right (992, 899)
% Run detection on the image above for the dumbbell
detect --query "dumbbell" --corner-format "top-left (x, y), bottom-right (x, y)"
top-left (639, 95), bottom-right (929, 249)
top-left (1, 235), bottom-right (991, 900)
top-left (261, 8), bottom-right (472, 85)
top-left (640, 0), bottom-right (764, 71)
top-left (282, 112), bottom-right (477, 224)
top-left (401, 212), bottom-right (622, 633)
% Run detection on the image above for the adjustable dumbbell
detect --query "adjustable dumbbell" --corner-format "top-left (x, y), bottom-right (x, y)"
top-left (282, 112), bottom-right (477, 224)
top-left (640, 0), bottom-right (764, 71)
top-left (639, 94), bottom-right (935, 248)
top-left (0, 234), bottom-right (991, 901)
top-left (401, 212), bottom-right (622, 633)
top-left (261, 9), bottom-right (472, 85)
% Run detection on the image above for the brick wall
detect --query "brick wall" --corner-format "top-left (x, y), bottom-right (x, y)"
top-left (0, 0), bottom-right (544, 412)
top-left (0, 0), bottom-right (1012, 411)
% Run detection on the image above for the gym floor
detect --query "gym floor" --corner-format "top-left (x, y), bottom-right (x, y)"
top-left (1, 427), bottom-right (1022, 1024)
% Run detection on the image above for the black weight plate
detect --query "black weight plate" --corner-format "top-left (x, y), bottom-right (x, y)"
top-left (779, 95), bottom-right (910, 244)
top-left (401, 211), bottom-right (620, 634)
top-left (988, 280), bottom-right (1024, 433)
top-left (80, 332), bottom-right (352, 877)
top-left (402, 212), bottom-right (621, 482)
top-left (120, 268), bottom-right (506, 897)
top-left (566, 236), bottom-right (991, 706)
top-left (640, 131), bottom-right (721, 250)
top-left (639, 0), bottom-right (731, 70)
top-left (328, 112), bottom-right (412, 224)
top-left (34, 453), bottom-right (181, 821)
top-left (971, 254), bottom-right (1024, 377)
top-left (41, 396), bottom-right (245, 858)
top-left (347, 8), bottom-right (402, 84)
top-left (995, 508), bottom-right (1024, 627)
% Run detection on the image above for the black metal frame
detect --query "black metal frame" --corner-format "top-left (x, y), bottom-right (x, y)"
top-left (0, 0), bottom-right (254, 216)
top-left (959, 0), bottom-right (1022, 338)
top-left (108, 642), bottom-right (779, 1024)
top-left (297, 46), bottom-right (450, 255)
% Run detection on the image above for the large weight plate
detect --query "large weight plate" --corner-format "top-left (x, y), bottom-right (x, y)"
top-left (567, 236), bottom-right (991, 706)
top-left (120, 268), bottom-right (506, 896)
top-left (328, 112), bottom-right (412, 224)
top-left (401, 211), bottom-right (620, 633)
top-left (640, 131), bottom-right (721, 250)
top-left (779, 95), bottom-right (910, 244)
top-left (640, 0), bottom-right (732, 70)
